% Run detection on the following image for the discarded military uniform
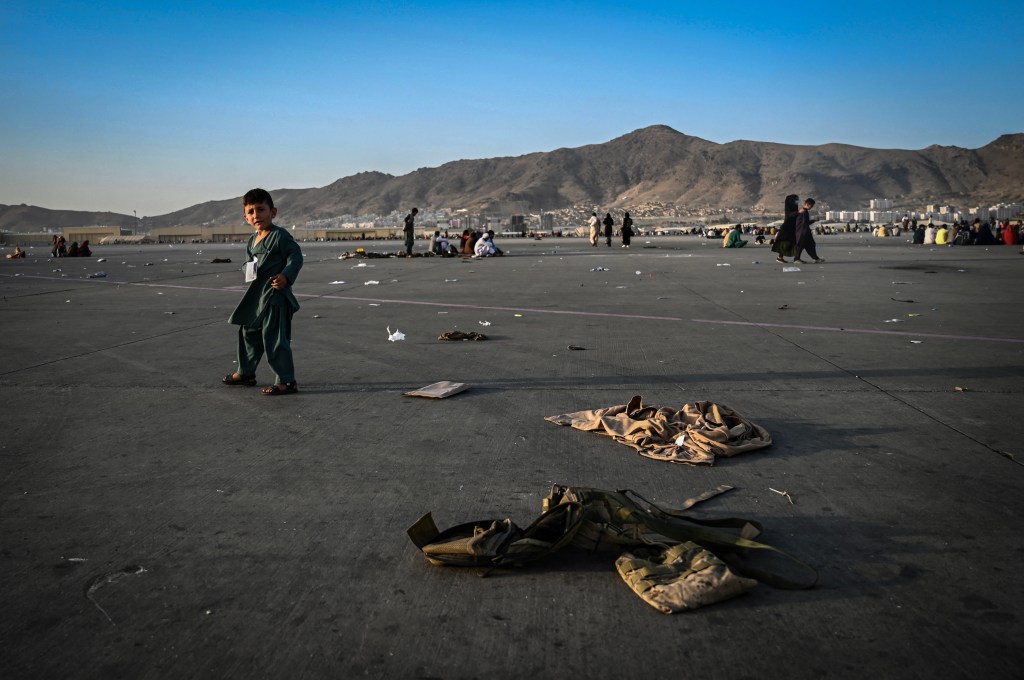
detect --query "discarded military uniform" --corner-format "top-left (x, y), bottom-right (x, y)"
top-left (545, 397), bottom-right (772, 465)
top-left (408, 484), bottom-right (816, 614)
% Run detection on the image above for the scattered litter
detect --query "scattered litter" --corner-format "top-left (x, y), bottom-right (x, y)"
top-left (615, 285), bottom-right (628, 289)
top-left (53, 268), bottom-right (62, 272)
top-left (769, 488), bottom-right (794, 505)
top-left (387, 327), bottom-right (405, 342)
top-left (635, 270), bottom-right (642, 275)
top-left (567, 345), bottom-right (587, 351)
top-left (891, 281), bottom-right (913, 285)
top-left (782, 267), bottom-right (801, 272)
top-left (88, 272), bottom-right (107, 278)
top-left (437, 311), bottom-right (449, 314)
top-left (210, 258), bottom-right (231, 264)
top-left (444, 279), bottom-right (458, 283)
top-left (752, 261), bottom-right (759, 264)
top-left (438, 331), bottom-right (487, 341)
top-left (368, 303), bottom-right (380, 307)
top-left (96, 258), bottom-right (106, 263)
top-left (354, 263), bottom-right (368, 267)
top-left (674, 434), bottom-right (687, 446)
top-left (890, 297), bottom-right (915, 303)
top-left (778, 304), bottom-right (788, 310)
top-left (478, 321), bottom-right (491, 326)
top-left (328, 280), bottom-right (345, 284)
top-left (404, 381), bottom-right (469, 399)
top-left (590, 266), bottom-right (609, 272)
top-left (910, 340), bottom-right (922, 344)
top-left (313, 314), bottom-right (321, 318)
top-left (954, 386), bottom-right (967, 392)
top-left (164, 311), bottom-right (175, 315)
top-left (514, 314), bottom-right (523, 317)
top-left (908, 313), bottom-right (921, 317)
top-left (883, 319), bottom-right (902, 323)
top-left (85, 564), bottom-right (147, 624)
top-left (364, 280), bottom-right (380, 285)
top-left (716, 263), bottom-right (731, 267)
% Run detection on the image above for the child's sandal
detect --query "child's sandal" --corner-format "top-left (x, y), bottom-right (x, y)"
top-left (262, 382), bottom-right (298, 396)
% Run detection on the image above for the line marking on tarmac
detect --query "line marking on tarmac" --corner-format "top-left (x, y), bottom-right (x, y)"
top-left (8, 274), bottom-right (1024, 345)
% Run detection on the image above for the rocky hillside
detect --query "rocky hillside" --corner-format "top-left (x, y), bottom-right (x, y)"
top-left (5, 126), bottom-right (1022, 229)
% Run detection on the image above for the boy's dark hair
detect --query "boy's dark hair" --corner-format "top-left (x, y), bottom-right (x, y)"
top-left (804, 198), bottom-right (816, 207)
top-left (243, 188), bottom-right (274, 210)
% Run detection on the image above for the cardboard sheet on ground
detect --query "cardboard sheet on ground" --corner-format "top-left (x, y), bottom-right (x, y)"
top-left (545, 395), bottom-right (772, 465)
top-left (405, 381), bottom-right (469, 399)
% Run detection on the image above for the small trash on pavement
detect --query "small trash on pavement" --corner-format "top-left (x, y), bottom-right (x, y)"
top-left (387, 327), bottom-right (405, 342)
top-left (782, 267), bottom-right (801, 272)
top-left (438, 331), bottom-right (487, 341)
top-left (404, 381), bottom-right (469, 399)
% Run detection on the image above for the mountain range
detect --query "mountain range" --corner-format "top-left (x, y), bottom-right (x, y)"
top-left (3, 125), bottom-right (1022, 231)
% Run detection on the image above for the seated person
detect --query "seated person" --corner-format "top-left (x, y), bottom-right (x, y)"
top-left (722, 224), bottom-right (747, 248)
top-left (66, 241), bottom-right (80, 257)
top-left (473, 233), bottom-right (495, 257)
top-left (485, 230), bottom-right (503, 255)
top-left (912, 225), bottom-right (925, 244)
top-left (5, 245), bottom-right (26, 259)
top-left (923, 226), bottom-right (936, 245)
top-left (79, 240), bottom-right (92, 257)
top-left (935, 226), bottom-right (949, 245)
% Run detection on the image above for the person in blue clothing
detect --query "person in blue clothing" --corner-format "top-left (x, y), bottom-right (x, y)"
top-left (222, 188), bottom-right (303, 395)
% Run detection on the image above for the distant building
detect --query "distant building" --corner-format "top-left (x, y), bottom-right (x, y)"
top-left (870, 198), bottom-right (893, 210)
top-left (991, 203), bottom-right (1023, 220)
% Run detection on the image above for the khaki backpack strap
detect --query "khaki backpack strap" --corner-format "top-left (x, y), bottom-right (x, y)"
top-left (617, 489), bottom-right (818, 590)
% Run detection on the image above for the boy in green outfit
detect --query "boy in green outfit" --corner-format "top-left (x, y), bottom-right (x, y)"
top-left (222, 188), bottom-right (303, 395)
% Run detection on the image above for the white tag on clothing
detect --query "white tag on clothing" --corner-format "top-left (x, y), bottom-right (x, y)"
top-left (244, 258), bottom-right (258, 282)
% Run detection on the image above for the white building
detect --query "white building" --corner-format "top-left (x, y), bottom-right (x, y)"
top-left (870, 198), bottom-right (893, 210)
top-left (991, 203), bottom-right (1023, 220)
top-left (870, 210), bottom-right (895, 223)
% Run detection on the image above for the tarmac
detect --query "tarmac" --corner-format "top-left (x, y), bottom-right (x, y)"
top-left (1, 232), bottom-right (1022, 679)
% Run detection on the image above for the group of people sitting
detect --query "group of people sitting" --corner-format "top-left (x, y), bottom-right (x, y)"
top-left (50, 236), bottom-right (93, 257)
top-left (894, 219), bottom-right (1020, 246)
top-left (428, 229), bottom-right (504, 258)
top-left (5, 245), bottom-right (27, 259)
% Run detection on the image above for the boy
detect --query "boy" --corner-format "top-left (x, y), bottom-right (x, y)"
top-left (222, 188), bottom-right (303, 395)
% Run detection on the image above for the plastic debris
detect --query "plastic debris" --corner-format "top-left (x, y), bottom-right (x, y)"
top-left (329, 280), bottom-right (345, 284)
top-left (438, 331), bottom-right (487, 341)
top-left (387, 326), bottom-right (405, 342)
top-left (444, 279), bottom-right (458, 282)
top-left (364, 280), bottom-right (380, 285)
top-left (910, 340), bottom-right (922, 344)
top-left (405, 381), bottom-right (469, 399)
top-left (88, 272), bottom-right (107, 278)
top-left (479, 321), bottom-right (491, 326)
top-left (716, 263), bottom-right (731, 267)
top-left (954, 386), bottom-right (967, 392)
top-left (313, 314), bottom-right (321, 318)
top-left (590, 266), bottom-right (609, 272)
top-left (96, 258), bottom-right (107, 263)
top-left (368, 303), bottom-right (380, 307)
top-left (883, 319), bottom-right (902, 323)
top-left (782, 267), bottom-right (801, 272)
top-left (567, 345), bottom-right (586, 350)
top-left (635, 270), bottom-right (642, 275)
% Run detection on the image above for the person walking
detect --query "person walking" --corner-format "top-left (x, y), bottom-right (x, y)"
top-left (403, 207), bottom-right (418, 256)
top-left (602, 213), bottom-right (614, 247)
top-left (587, 212), bottom-right (599, 247)
top-left (793, 198), bottom-right (824, 263)
top-left (772, 194), bottom-right (799, 263)
top-left (621, 212), bottom-right (634, 248)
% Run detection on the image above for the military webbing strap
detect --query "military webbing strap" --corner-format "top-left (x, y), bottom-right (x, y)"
top-left (546, 486), bottom-right (816, 590)
top-left (611, 488), bottom-right (816, 590)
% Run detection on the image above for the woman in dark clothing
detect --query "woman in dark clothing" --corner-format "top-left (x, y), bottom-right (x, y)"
top-left (79, 240), bottom-right (92, 257)
top-left (772, 194), bottom-right (800, 263)
top-left (602, 213), bottom-right (614, 247)
top-left (973, 222), bottom-right (997, 245)
top-left (793, 198), bottom-right (824, 263)
top-left (621, 212), bottom-right (633, 248)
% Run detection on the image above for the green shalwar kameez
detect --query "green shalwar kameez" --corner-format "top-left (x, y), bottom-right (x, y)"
top-left (228, 225), bottom-right (303, 384)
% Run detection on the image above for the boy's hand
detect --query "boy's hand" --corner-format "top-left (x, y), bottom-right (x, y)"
top-left (270, 273), bottom-right (289, 290)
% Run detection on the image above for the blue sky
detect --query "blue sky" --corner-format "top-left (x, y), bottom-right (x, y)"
top-left (2, 0), bottom-right (1021, 216)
